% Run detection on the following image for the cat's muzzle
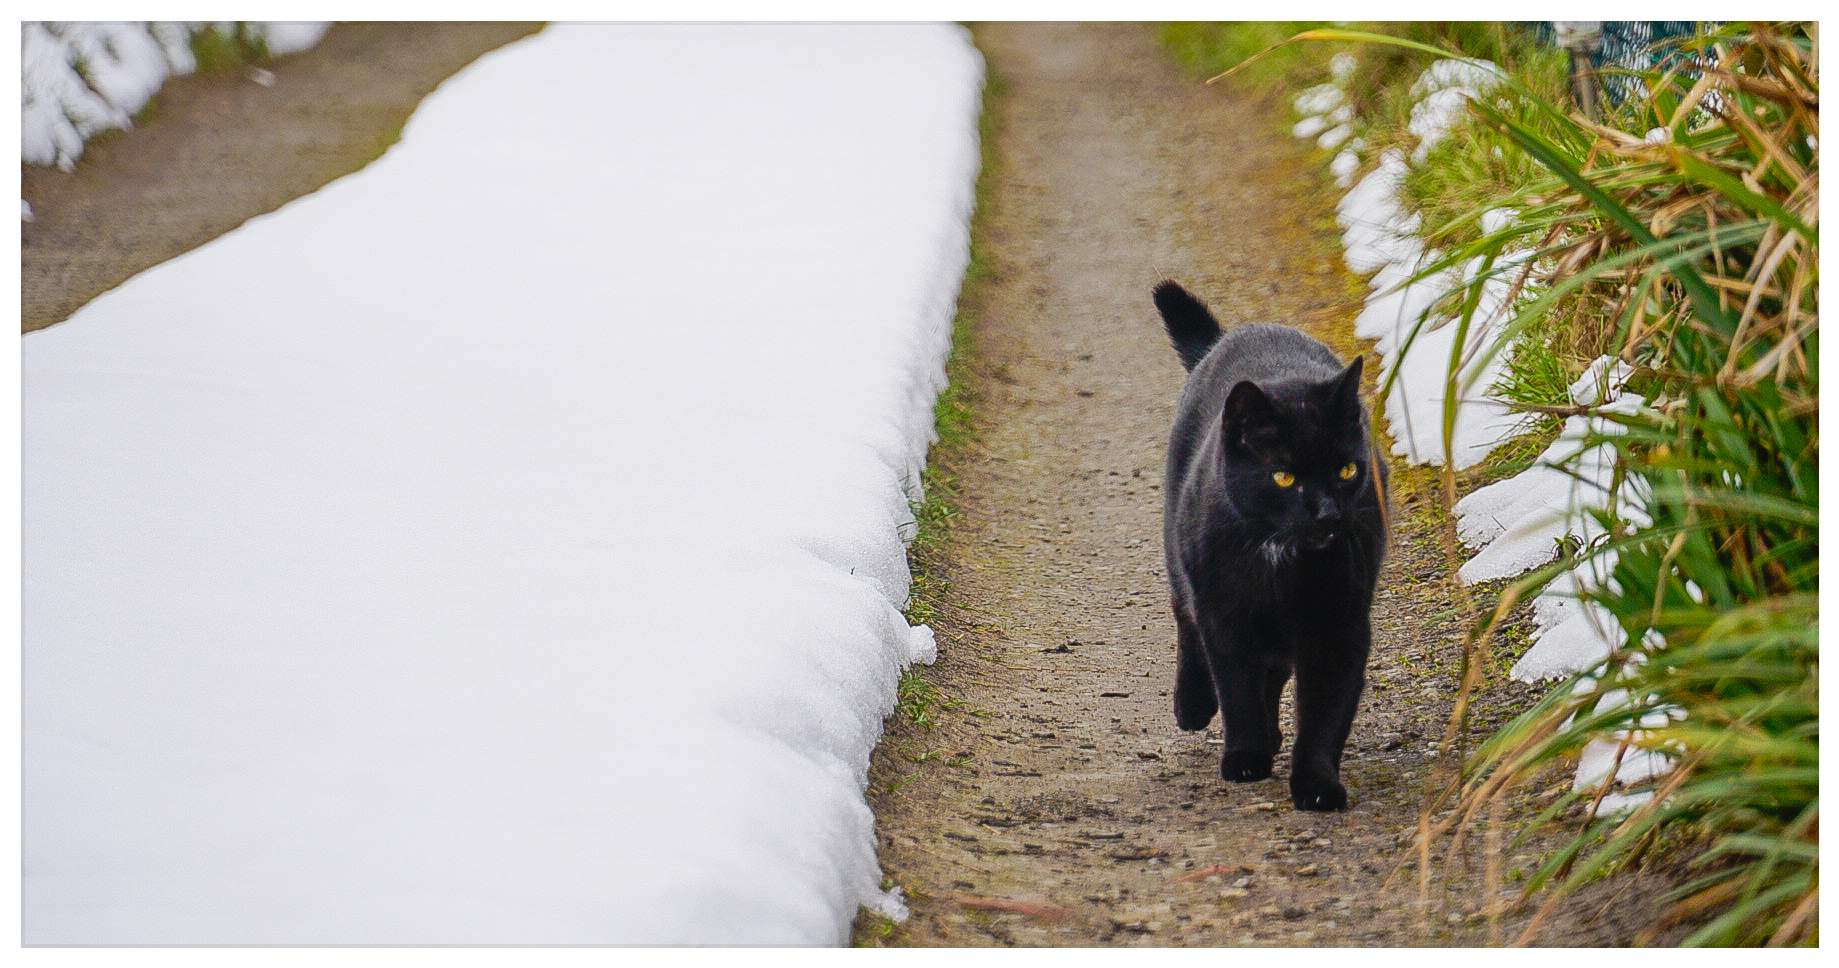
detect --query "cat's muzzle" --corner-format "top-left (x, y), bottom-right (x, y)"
top-left (1299, 520), bottom-right (1342, 551)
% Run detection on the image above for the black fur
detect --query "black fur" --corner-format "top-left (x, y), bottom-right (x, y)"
top-left (1154, 280), bottom-right (1388, 811)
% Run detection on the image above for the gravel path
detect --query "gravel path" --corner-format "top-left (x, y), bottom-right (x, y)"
top-left (858, 22), bottom-right (1672, 947)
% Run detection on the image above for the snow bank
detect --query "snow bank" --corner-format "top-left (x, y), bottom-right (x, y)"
top-left (21, 21), bottom-right (331, 171)
top-left (1452, 358), bottom-right (1651, 682)
top-left (23, 23), bottom-right (982, 945)
top-left (1333, 144), bottom-right (1523, 470)
top-left (1455, 358), bottom-right (1639, 583)
top-left (1406, 58), bottom-right (1507, 162)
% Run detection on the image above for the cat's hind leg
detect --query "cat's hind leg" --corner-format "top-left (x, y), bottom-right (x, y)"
top-left (1173, 612), bottom-right (1216, 731)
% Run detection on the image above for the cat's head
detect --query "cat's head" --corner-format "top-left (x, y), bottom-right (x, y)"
top-left (1219, 356), bottom-right (1373, 555)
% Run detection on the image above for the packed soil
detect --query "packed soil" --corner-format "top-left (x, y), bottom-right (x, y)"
top-left (856, 22), bottom-right (1687, 948)
top-left (21, 21), bottom-right (542, 334)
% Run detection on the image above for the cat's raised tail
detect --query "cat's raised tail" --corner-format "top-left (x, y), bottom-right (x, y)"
top-left (1152, 279), bottom-right (1222, 372)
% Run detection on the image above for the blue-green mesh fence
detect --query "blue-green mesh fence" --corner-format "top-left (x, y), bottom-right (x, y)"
top-left (1529, 21), bottom-right (1710, 109)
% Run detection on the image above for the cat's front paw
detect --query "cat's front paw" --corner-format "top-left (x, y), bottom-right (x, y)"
top-left (1290, 775), bottom-right (1348, 812)
top-left (1219, 750), bottom-right (1273, 783)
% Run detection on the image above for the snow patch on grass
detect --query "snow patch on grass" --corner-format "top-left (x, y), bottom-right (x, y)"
top-left (20, 21), bottom-right (330, 170)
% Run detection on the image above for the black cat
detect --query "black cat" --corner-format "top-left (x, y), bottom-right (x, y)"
top-left (1153, 280), bottom-right (1387, 812)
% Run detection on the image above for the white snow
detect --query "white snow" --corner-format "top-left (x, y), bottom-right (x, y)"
top-left (1294, 82), bottom-right (1345, 117)
top-left (1336, 150), bottom-right (1422, 274)
top-left (1317, 123), bottom-right (1355, 151)
top-left (1405, 58), bottom-right (1506, 162)
top-left (21, 22), bottom-right (331, 171)
top-left (1456, 358), bottom-right (1640, 583)
top-left (23, 22), bottom-right (982, 945)
top-left (1330, 52), bottom-right (1358, 83)
top-left (1454, 359), bottom-right (1654, 688)
top-left (1293, 114), bottom-right (1331, 139)
top-left (254, 21), bottom-right (332, 56)
top-left (1336, 149), bottom-right (1524, 470)
top-left (1329, 146), bottom-right (1362, 187)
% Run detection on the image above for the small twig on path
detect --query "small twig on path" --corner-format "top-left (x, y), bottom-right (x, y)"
top-left (996, 663), bottom-right (1105, 673)
top-left (1171, 864), bottom-right (1253, 884)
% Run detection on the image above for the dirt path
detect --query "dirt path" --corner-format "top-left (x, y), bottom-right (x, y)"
top-left (858, 22), bottom-right (1669, 948)
top-left (21, 21), bottom-right (542, 334)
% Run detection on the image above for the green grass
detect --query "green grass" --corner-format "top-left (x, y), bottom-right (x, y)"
top-left (886, 37), bottom-right (1008, 732)
top-left (1394, 43), bottom-right (1570, 245)
top-left (898, 48), bottom-right (1005, 631)
top-left (189, 23), bottom-right (275, 74)
top-left (893, 668), bottom-right (961, 730)
top-left (1159, 22), bottom-right (1599, 419)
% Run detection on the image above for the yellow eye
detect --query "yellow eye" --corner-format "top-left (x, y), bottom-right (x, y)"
top-left (1340, 462), bottom-right (1358, 480)
top-left (1272, 471), bottom-right (1295, 488)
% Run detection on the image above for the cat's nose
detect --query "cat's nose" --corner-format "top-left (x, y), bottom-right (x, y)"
top-left (1303, 497), bottom-right (1341, 548)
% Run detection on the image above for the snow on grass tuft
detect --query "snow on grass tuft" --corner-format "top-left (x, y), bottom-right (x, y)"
top-left (23, 23), bottom-right (981, 944)
top-left (1456, 358), bottom-right (1654, 683)
top-left (1404, 58), bottom-right (1506, 161)
top-left (20, 21), bottom-right (330, 170)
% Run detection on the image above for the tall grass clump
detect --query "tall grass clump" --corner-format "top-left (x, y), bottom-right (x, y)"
top-left (1184, 20), bottom-right (1814, 943)
top-left (1371, 22), bottom-right (1819, 946)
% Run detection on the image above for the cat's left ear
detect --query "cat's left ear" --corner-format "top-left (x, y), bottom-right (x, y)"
top-left (1329, 356), bottom-right (1364, 414)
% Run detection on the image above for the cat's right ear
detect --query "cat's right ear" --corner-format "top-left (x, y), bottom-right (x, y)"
top-left (1222, 380), bottom-right (1281, 460)
top-left (1329, 356), bottom-right (1365, 415)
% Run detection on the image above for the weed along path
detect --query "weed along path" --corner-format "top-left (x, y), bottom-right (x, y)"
top-left (859, 22), bottom-right (1663, 948)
